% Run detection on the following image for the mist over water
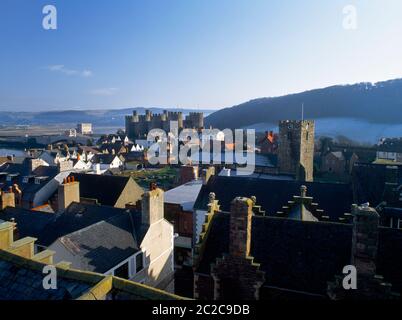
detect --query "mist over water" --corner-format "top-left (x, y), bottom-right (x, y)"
top-left (243, 117), bottom-right (402, 144)
top-left (0, 148), bottom-right (25, 157)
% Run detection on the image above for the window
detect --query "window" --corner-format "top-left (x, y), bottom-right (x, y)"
top-left (398, 219), bottom-right (402, 230)
top-left (136, 252), bottom-right (144, 273)
top-left (114, 262), bottom-right (129, 279)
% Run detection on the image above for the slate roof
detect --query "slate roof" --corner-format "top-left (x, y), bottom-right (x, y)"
top-left (352, 162), bottom-right (402, 207)
top-left (32, 165), bottom-right (59, 177)
top-left (0, 207), bottom-right (55, 239)
top-left (164, 180), bottom-right (203, 211)
top-left (39, 202), bottom-right (131, 246)
top-left (288, 203), bottom-right (318, 222)
top-left (0, 162), bottom-right (59, 200)
top-left (185, 152), bottom-right (277, 168)
top-left (196, 212), bottom-right (402, 295)
top-left (1, 202), bottom-right (141, 248)
top-left (78, 146), bottom-right (100, 154)
top-left (68, 173), bottom-right (141, 206)
top-left (194, 175), bottom-right (354, 221)
top-left (54, 212), bottom-right (140, 273)
top-left (378, 138), bottom-right (402, 153)
top-left (0, 161), bottom-right (28, 176)
top-left (91, 154), bottom-right (119, 165)
top-left (0, 249), bottom-right (183, 300)
top-left (0, 252), bottom-right (92, 300)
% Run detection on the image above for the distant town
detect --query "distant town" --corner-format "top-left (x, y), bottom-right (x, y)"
top-left (1, 108), bottom-right (402, 300)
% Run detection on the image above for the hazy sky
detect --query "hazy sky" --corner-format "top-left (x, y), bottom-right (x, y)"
top-left (1, 0), bottom-right (402, 111)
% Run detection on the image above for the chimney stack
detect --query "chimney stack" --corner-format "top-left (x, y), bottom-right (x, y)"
top-left (201, 166), bottom-right (215, 185)
top-left (229, 197), bottom-right (254, 258)
top-left (58, 176), bottom-right (80, 211)
top-left (141, 187), bottom-right (164, 226)
top-left (351, 204), bottom-right (380, 278)
top-left (0, 190), bottom-right (16, 210)
top-left (180, 165), bottom-right (199, 184)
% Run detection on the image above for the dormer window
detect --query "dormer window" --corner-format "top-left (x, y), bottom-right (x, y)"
top-left (6, 173), bottom-right (19, 182)
top-left (34, 176), bottom-right (48, 184)
top-left (23, 176), bottom-right (29, 183)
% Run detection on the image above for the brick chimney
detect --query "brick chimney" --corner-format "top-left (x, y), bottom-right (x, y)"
top-left (351, 204), bottom-right (379, 278)
top-left (327, 204), bottom-right (396, 299)
top-left (210, 197), bottom-right (265, 300)
top-left (0, 190), bottom-right (15, 210)
top-left (266, 131), bottom-right (274, 143)
top-left (201, 166), bottom-right (215, 185)
top-left (58, 176), bottom-right (80, 211)
top-left (0, 222), bottom-right (15, 250)
top-left (12, 184), bottom-right (22, 206)
top-left (180, 165), bottom-right (198, 184)
top-left (141, 187), bottom-right (164, 226)
top-left (229, 197), bottom-right (254, 258)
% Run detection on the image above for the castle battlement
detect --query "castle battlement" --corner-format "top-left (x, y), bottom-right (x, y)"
top-left (125, 109), bottom-right (204, 139)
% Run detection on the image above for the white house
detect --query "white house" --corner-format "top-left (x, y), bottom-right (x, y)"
top-left (48, 188), bottom-right (175, 292)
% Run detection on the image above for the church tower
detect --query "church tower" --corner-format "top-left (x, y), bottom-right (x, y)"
top-left (277, 120), bottom-right (315, 181)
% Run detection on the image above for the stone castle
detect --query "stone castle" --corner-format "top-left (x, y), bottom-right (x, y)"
top-left (125, 110), bottom-right (204, 139)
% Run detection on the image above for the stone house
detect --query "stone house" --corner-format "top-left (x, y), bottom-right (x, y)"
top-left (377, 138), bottom-right (402, 163)
top-left (90, 154), bottom-right (124, 173)
top-left (258, 131), bottom-right (278, 154)
top-left (193, 194), bottom-right (402, 300)
top-left (321, 151), bottom-right (359, 176)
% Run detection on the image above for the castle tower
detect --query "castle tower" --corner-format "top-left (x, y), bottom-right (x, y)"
top-left (132, 110), bottom-right (139, 122)
top-left (145, 110), bottom-right (152, 122)
top-left (277, 120), bottom-right (315, 181)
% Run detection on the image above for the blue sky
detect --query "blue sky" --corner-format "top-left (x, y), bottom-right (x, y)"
top-left (1, 0), bottom-right (402, 111)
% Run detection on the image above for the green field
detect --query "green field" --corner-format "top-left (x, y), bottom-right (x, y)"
top-left (120, 166), bottom-right (179, 190)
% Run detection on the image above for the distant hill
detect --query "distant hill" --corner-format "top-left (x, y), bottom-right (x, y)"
top-left (205, 79), bottom-right (402, 129)
top-left (0, 107), bottom-right (214, 127)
